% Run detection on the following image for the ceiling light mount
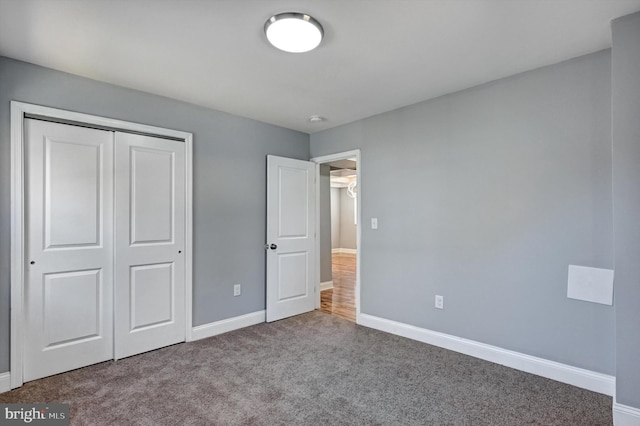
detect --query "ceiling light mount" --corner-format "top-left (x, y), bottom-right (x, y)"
top-left (308, 115), bottom-right (327, 123)
top-left (265, 12), bottom-right (324, 53)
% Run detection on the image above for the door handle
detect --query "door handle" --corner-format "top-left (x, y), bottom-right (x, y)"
top-left (264, 243), bottom-right (277, 250)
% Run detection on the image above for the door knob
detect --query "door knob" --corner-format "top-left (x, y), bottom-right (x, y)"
top-left (264, 243), bottom-right (277, 250)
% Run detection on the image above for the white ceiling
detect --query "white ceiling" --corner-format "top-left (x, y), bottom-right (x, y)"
top-left (1, 0), bottom-right (639, 134)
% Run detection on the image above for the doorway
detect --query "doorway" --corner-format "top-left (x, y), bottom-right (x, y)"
top-left (312, 150), bottom-right (361, 323)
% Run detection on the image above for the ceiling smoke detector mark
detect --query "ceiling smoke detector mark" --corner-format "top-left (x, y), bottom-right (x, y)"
top-left (308, 115), bottom-right (327, 123)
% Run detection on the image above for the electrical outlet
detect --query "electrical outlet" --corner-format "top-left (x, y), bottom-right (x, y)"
top-left (233, 284), bottom-right (241, 297)
top-left (435, 295), bottom-right (444, 309)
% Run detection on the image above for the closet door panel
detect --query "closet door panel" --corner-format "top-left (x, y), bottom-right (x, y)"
top-left (130, 148), bottom-right (174, 244)
top-left (114, 132), bottom-right (186, 359)
top-left (24, 119), bottom-right (114, 382)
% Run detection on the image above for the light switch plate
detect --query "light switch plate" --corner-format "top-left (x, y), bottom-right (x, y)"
top-left (371, 218), bottom-right (378, 229)
top-left (567, 265), bottom-right (613, 305)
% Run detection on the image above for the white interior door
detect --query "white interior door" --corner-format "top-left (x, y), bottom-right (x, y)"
top-left (24, 119), bottom-right (114, 381)
top-left (266, 155), bottom-right (316, 322)
top-left (114, 132), bottom-right (186, 359)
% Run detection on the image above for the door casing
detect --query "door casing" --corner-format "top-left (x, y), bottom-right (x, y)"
top-left (311, 150), bottom-right (361, 322)
top-left (10, 101), bottom-right (194, 389)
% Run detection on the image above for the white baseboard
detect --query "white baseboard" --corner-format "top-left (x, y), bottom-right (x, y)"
top-left (332, 248), bottom-right (357, 254)
top-left (320, 281), bottom-right (334, 291)
top-left (0, 372), bottom-right (10, 394)
top-left (191, 310), bottom-right (265, 341)
top-left (358, 313), bottom-right (615, 396)
top-left (614, 401), bottom-right (640, 426)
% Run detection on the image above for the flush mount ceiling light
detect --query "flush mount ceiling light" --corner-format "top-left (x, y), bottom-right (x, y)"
top-left (264, 13), bottom-right (324, 53)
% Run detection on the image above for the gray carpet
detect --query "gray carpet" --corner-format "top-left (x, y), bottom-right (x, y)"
top-left (0, 311), bottom-right (611, 425)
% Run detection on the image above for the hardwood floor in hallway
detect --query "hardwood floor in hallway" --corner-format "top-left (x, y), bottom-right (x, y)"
top-left (320, 252), bottom-right (356, 322)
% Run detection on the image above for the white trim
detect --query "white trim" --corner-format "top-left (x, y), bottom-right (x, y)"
top-left (184, 132), bottom-right (194, 342)
top-left (331, 248), bottom-right (357, 254)
top-left (614, 402), bottom-right (640, 426)
top-left (14, 102), bottom-right (192, 139)
top-left (10, 103), bottom-right (25, 389)
top-left (312, 149), bottom-right (361, 321)
top-left (314, 162), bottom-right (321, 310)
top-left (320, 281), bottom-right (334, 291)
top-left (10, 101), bottom-right (194, 388)
top-left (191, 311), bottom-right (266, 341)
top-left (358, 313), bottom-right (615, 396)
top-left (0, 372), bottom-right (10, 393)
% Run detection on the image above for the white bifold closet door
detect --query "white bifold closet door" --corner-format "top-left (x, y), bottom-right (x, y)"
top-left (24, 119), bottom-right (185, 382)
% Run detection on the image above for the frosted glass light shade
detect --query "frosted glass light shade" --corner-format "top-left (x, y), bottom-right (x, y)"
top-left (265, 13), bottom-right (323, 53)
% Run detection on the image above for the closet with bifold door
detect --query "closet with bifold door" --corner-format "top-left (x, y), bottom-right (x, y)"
top-left (24, 118), bottom-right (186, 382)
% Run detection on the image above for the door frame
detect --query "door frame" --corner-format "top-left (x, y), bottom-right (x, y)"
top-left (310, 149), bottom-right (361, 323)
top-left (10, 101), bottom-right (194, 388)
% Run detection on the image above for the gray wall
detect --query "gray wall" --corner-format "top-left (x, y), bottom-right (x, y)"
top-left (311, 51), bottom-right (615, 374)
top-left (339, 189), bottom-right (357, 250)
top-left (330, 188), bottom-right (340, 249)
top-left (319, 165), bottom-right (332, 283)
top-left (612, 12), bottom-right (640, 409)
top-left (0, 57), bottom-right (309, 373)
top-left (329, 187), bottom-right (357, 251)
